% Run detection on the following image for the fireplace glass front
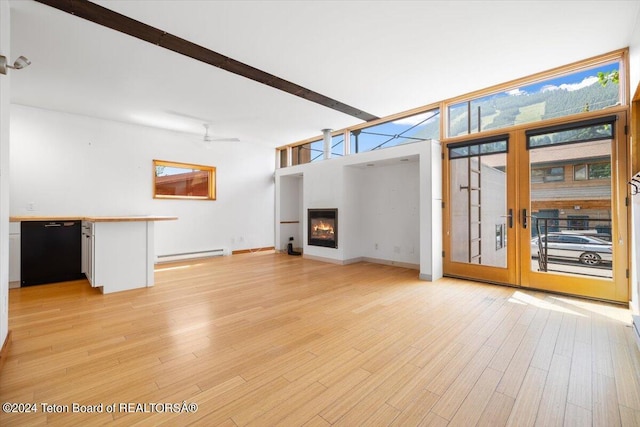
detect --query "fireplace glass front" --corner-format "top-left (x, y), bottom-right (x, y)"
top-left (308, 209), bottom-right (337, 248)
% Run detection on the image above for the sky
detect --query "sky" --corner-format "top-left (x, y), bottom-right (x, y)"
top-left (508, 62), bottom-right (619, 96)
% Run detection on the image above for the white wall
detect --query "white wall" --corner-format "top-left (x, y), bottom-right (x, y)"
top-left (422, 141), bottom-right (443, 281)
top-left (354, 161), bottom-right (420, 265)
top-left (0, 0), bottom-right (11, 348)
top-left (276, 141), bottom-right (442, 280)
top-left (343, 166), bottom-right (362, 262)
top-left (301, 161), bottom-right (347, 261)
top-left (629, 6), bottom-right (640, 99)
top-left (10, 105), bottom-right (275, 257)
top-left (278, 175), bottom-right (303, 250)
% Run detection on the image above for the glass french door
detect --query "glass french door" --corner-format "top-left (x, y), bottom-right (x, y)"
top-left (518, 114), bottom-right (628, 302)
top-left (444, 112), bottom-right (629, 302)
top-left (443, 134), bottom-right (517, 285)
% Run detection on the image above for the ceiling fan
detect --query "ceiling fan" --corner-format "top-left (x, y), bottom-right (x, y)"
top-left (202, 123), bottom-right (240, 143)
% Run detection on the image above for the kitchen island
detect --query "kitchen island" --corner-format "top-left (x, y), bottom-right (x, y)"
top-left (10, 215), bottom-right (177, 294)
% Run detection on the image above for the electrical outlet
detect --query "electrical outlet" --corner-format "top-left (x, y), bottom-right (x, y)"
top-left (27, 202), bottom-right (35, 211)
top-left (374, 243), bottom-right (378, 250)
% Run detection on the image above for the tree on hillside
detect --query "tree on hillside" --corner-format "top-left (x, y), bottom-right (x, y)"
top-left (597, 70), bottom-right (619, 87)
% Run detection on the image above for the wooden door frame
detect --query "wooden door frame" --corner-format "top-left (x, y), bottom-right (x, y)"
top-left (442, 129), bottom-right (518, 286)
top-left (443, 108), bottom-right (630, 303)
top-left (517, 110), bottom-right (629, 302)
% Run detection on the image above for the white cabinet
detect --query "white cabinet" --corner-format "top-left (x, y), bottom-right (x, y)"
top-left (81, 221), bottom-right (94, 286)
top-left (88, 220), bottom-right (155, 294)
top-left (9, 222), bottom-right (20, 285)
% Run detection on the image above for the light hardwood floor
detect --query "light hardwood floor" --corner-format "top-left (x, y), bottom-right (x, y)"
top-left (1, 252), bottom-right (639, 426)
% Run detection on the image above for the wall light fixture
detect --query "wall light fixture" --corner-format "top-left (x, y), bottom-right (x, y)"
top-left (0, 55), bottom-right (31, 75)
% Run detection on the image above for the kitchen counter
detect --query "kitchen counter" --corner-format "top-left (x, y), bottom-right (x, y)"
top-left (11, 215), bottom-right (177, 294)
top-left (11, 215), bottom-right (177, 222)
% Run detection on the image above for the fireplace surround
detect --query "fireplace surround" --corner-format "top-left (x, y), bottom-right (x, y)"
top-left (308, 209), bottom-right (338, 248)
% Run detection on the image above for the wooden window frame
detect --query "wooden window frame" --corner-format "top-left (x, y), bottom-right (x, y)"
top-left (153, 159), bottom-right (216, 200)
top-left (532, 166), bottom-right (565, 183)
top-left (278, 49), bottom-right (627, 163)
top-left (574, 162), bottom-right (611, 181)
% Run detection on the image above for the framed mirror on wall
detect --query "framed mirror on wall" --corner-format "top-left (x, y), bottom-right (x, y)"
top-left (153, 159), bottom-right (216, 200)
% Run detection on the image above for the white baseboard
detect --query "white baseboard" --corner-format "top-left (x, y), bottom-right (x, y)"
top-left (302, 254), bottom-right (419, 270)
top-left (361, 257), bottom-right (419, 270)
top-left (302, 254), bottom-right (348, 265)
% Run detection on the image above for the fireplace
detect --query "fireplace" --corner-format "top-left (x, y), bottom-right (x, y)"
top-left (308, 209), bottom-right (338, 248)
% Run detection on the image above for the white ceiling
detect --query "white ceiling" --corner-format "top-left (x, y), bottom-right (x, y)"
top-left (8, 0), bottom-right (640, 148)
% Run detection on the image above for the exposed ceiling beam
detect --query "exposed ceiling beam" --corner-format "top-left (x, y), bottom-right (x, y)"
top-left (34, 0), bottom-right (380, 122)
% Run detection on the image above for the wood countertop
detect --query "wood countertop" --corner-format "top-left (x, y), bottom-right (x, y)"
top-left (10, 215), bottom-right (178, 222)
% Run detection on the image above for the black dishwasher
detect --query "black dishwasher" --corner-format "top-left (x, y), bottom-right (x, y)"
top-left (21, 221), bottom-right (84, 286)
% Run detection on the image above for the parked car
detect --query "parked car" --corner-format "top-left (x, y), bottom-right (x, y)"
top-left (531, 233), bottom-right (612, 266)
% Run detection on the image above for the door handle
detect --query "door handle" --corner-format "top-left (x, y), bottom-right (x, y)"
top-left (522, 209), bottom-right (527, 229)
top-left (501, 209), bottom-right (514, 228)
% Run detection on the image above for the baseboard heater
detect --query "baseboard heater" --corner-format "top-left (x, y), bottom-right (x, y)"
top-left (156, 248), bottom-right (228, 263)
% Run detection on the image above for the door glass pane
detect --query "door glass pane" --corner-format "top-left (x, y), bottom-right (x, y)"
top-left (529, 138), bottom-right (612, 279)
top-left (528, 122), bottom-right (613, 148)
top-left (450, 148), bottom-right (508, 268)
